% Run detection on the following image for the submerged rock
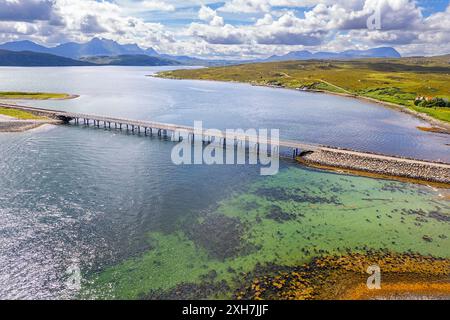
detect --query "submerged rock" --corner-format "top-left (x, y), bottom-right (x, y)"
top-left (266, 205), bottom-right (296, 222)
top-left (142, 280), bottom-right (230, 300)
top-left (187, 214), bottom-right (253, 261)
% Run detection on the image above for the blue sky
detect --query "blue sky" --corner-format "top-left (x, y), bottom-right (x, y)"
top-left (0, 0), bottom-right (449, 58)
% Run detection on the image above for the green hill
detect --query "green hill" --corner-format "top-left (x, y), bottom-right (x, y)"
top-left (80, 54), bottom-right (181, 66)
top-left (0, 49), bottom-right (94, 66)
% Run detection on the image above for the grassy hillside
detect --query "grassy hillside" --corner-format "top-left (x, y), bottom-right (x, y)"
top-left (80, 54), bottom-right (181, 66)
top-left (158, 56), bottom-right (450, 123)
top-left (0, 49), bottom-right (93, 66)
top-left (0, 107), bottom-right (46, 120)
top-left (0, 91), bottom-right (73, 100)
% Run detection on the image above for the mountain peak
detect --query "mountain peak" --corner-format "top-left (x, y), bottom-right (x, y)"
top-left (0, 40), bottom-right (51, 54)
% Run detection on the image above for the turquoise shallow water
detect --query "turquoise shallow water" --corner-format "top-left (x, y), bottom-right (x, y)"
top-left (87, 165), bottom-right (450, 299)
top-left (0, 125), bottom-right (448, 299)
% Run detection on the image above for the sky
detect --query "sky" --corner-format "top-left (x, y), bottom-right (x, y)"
top-left (0, 0), bottom-right (449, 59)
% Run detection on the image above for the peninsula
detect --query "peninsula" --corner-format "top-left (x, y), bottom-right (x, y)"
top-left (0, 91), bottom-right (77, 100)
top-left (0, 92), bottom-right (77, 131)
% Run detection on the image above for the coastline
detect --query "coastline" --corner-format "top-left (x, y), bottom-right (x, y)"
top-left (235, 252), bottom-right (450, 300)
top-left (296, 152), bottom-right (450, 188)
top-left (154, 74), bottom-right (450, 133)
top-left (302, 88), bottom-right (450, 133)
top-left (298, 146), bottom-right (450, 185)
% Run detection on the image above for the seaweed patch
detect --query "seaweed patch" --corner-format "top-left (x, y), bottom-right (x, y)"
top-left (187, 214), bottom-right (255, 260)
top-left (254, 187), bottom-right (341, 205)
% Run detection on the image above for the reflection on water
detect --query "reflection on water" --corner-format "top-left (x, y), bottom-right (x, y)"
top-left (0, 126), bottom-right (448, 299)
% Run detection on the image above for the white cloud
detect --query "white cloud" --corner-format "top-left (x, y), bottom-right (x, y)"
top-left (219, 0), bottom-right (320, 13)
top-left (253, 11), bottom-right (327, 45)
top-left (0, 21), bottom-right (39, 35)
top-left (117, 0), bottom-right (175, 13)
top-left (46, 0), bottom-right (174, 46)
top-left (0, 0), bottom-right (449, 58)
top-left (140, 1), bottom-right (175, 11)
top-left (187, 22), bottom-right (249, 45)
top-left (0, 0), bottom-right (55, 22)
top-left (198, 5), bottom-right (224, 26)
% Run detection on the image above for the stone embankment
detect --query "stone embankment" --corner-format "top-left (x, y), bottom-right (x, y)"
top-left (300, 148), bottom-right (450, 185)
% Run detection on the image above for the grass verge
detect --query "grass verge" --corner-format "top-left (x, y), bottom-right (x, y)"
top-left (0, 107), bottom-right (47, 120)
top-left (0, 91), bottom-right (73, 100)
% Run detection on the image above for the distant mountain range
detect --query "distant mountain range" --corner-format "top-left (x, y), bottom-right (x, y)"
top-left (0, 38), bottom-right (158, 59)
top-left (0, 38), bottom-right (227, 66)
top-left (265, 47), bottom-right (401, 61)
top-left (0, 38), bottom-right (402, 67)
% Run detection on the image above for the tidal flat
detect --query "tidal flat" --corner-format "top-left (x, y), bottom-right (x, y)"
top-left (85, 167), bottom-right (450, 300)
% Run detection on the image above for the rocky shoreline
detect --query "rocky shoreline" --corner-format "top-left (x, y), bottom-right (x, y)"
top-left (235, 252), bottom-right (450, 300)
top-left (299, 149), bottom-right (450, 185)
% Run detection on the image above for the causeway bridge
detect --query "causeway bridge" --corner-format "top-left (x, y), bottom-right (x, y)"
top-left (0, 103), bottom-right (319, 157)
top-left (1, 103), bottom-right (449, 184)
